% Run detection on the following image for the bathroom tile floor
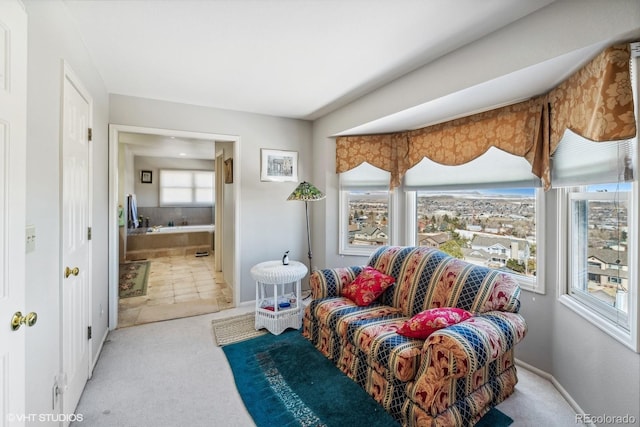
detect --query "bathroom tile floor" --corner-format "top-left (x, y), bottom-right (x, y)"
top-left (118, 253), bottom-right (234, 328)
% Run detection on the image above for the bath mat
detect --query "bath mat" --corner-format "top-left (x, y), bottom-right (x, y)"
top-left (118, 261), bottom-right (150, 298)
top-left (223, 330), bottom-right (513, 427)
top-left (212, 313), bottom-right (267, 346)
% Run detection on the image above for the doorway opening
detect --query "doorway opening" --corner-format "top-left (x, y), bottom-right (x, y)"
top-left (108, 125), bottom-right (240, 329)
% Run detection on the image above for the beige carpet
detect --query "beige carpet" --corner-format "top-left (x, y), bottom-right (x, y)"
top-left (212, 313), bottom-right (267, 346)
top-left (73, 309), bottom-right (579, 427)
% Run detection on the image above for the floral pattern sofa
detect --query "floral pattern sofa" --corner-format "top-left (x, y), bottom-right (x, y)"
top-left (302, 246), bottom-right (527, 426)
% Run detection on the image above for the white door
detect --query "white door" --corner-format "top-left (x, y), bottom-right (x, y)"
top-left (60, 66), bottom-right (92, 422)
top-left (0, 1), bottom-right (28, 425)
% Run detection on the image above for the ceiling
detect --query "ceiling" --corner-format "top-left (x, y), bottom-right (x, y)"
top-left (62, 0), bottom-right (635, 159)
top-left (63, 0), bottom-right (559, 123)
top-left (118, 132), bottom-right (216, 160)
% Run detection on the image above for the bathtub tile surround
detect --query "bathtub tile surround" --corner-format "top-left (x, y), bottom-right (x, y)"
top-left (118, 254), bottom-right (233, 327)
top-left (136, 206), bottom-right (213, 227)
top-left (126, 225), bottom-right (214, 261)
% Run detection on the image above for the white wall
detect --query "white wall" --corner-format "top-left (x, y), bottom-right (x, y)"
top-left (24, 0), bottom-right (110, 421)
top-left (311, 0), bottom-right (640, 421)
top-left (109, 95), bottom-right (312, 302)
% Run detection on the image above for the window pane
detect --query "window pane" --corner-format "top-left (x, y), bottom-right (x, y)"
top-left (194, 171), bottom-right (213, 188)
top-left (347, 191), bottom-right (389, 248)
top-left (194, 188), bottom-right (213, 204)
top-left (570, 186), bottom-right (630, 320)
top-left (161, 188), bottom-right (192, 204)
top-left (159, 169), bottom-right (214, 206)
top-left (416, 189), bottom-right (536, 278)
top-left (161, 170), bottom-right (192, 187)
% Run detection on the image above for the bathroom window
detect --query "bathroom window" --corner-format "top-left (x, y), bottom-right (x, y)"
top-left (159, 169), bottom-right (214, 207)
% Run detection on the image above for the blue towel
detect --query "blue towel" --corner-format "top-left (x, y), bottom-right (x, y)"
top-left (128, 194), bottom-right (138, 228)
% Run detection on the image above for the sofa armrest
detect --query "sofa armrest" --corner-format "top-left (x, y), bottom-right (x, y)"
top-left (309, 266), bottom-right (364, 299)
top-left (407, 311), bottom-right (527, 412)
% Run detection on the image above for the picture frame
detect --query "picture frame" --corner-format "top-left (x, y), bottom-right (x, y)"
top-left (140, 170), bottom-right (152, 184)
top-left (224, 158), bottom-right (233, 184)
top-left (260, 149), bottom-right (298, 182)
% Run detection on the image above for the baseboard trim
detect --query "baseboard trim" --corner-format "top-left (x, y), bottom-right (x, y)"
top-left (90, 328), bottom-right (109, 379)
top-left (238, 300), bottom-right (254, 308)
top-left (515, 358), bottom-right (595, 427)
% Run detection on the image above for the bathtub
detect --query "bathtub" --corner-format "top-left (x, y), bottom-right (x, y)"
top-left (126, 224), bottom-right (215, 260)
top-left (150, 224), bottom-right (215, 234)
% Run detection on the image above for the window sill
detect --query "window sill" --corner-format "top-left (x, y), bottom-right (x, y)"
top-left (558, 294), bottom-right (637, 352)
top-left (518, 281), bottom-right (545, 295)
top-left (338, 246), bottom-right (379, 257)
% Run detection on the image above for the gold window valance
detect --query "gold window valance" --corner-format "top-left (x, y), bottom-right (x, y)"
top-left (336, 43), bottom-right (637, 190)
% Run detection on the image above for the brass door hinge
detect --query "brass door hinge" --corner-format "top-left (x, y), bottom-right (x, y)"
top-left (88, 128), bottom-right (92, 141)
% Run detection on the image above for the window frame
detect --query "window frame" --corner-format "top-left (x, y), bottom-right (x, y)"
top-left (159, 169), bottom-right (214, 207)
top-left (338, 188), bottom-right (394, 257)
top-left (557, 185), bottom-right (639, 352)
top-left (406, 187), bottom-right (545, 294)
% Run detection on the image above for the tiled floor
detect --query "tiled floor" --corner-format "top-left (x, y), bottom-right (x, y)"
top-left (118, 254), bottom-right (234, 327)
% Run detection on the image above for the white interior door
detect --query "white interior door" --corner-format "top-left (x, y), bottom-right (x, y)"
top-left (60, 65), bottom-right (92, 422)
top-left (0, 1), bottom-right (28, 425)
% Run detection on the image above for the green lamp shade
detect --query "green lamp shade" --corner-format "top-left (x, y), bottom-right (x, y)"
top-left (287, 181), bottom-right (326, 201)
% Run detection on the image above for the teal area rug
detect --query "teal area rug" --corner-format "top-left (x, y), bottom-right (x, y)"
top-left (222, 330), bottom-right (512, 427)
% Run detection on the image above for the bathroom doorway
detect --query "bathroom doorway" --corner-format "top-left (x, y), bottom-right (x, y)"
top-left (108, 125), bottom-right (240, 329)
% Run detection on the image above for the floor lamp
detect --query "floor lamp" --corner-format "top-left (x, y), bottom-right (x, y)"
top-left (287, 181), bottom-right (326, 274)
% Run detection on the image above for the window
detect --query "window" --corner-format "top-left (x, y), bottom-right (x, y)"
top-left (554, 127), bottom-right (638, 350)
top-left (339, 163), bottom-right (392, 256)
top-left (404, 146), bottom-right (544, 293)
top-left (559, 183), bottom-right (635, 345)
top-left (413, 188), bottom-right (541, 290)
top-left (569, 185), bottom-right (630, 316)
top-left (159, 169), bottom-right (214, 207)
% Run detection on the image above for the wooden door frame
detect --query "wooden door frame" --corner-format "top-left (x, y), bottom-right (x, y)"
top-left (214, 150), bottom-right (224, 272)
top-left (107, 125), bottom-right (241, 330)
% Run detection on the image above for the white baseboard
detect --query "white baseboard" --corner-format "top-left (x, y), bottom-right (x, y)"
top-left (238, 300), bottom-right (255, 308)
top-left (89, 328), bottom-right (109, 379)
top-left (515, 359), bottom-right (595, 427)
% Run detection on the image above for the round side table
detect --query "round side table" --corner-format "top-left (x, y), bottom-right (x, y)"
top-left (250, 260), bottom-right (308, 335)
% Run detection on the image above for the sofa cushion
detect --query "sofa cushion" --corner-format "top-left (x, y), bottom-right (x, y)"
top-left (346, 318), bottom-right (425, 382)
top-left (397, 307), bottom-right (472, 339)
top-left (309, 296), bottom-right (425, 382)
top-left (341, 266), bottom-right (395, 306)
top-left (309, 296), bottom-right (404, 337)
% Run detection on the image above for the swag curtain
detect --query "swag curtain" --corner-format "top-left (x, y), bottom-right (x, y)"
top-left (336, 43), bottom-right (637, 190)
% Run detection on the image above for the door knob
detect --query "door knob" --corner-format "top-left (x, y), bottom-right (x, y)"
top-left (64, 266), bottom-right (79, 278)
top-left (11, 311), bottom-right (38, 331)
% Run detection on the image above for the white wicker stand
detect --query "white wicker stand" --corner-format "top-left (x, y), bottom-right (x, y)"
top-left (250, 260), bottom-right (308, 335)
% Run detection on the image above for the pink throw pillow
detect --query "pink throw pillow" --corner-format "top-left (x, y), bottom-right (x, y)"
top-left (397, 308), bottom-right (472, 339)
top-left (341, 266), bottom-right (395, 306)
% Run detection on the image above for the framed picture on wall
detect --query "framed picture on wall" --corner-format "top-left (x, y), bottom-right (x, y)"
top-left (224, 158), bottom-right (233, 184)
top-left (141, 170), bottom-right (152, 184)
top-left (260, 149), bottom-right (298, 182)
